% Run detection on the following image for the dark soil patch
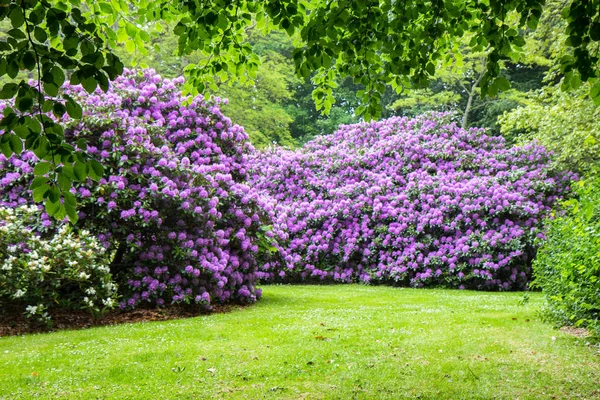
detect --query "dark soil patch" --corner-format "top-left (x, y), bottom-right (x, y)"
top-left (0, 303), bottom-right (249, 337)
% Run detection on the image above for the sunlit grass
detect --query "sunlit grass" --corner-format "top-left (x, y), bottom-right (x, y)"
top-left (1, 285), bottom-right (599, 399)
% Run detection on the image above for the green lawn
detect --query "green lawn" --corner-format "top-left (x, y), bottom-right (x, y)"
top-left (1, 285), bottom-right (599, 399)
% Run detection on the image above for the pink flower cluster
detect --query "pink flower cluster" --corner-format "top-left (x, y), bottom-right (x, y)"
top-left (250, 114), bottom-right (573, 289)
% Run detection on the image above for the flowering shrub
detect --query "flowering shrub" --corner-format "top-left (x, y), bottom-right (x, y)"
top-left (0, 206), bottom-right (116, 323)
top-left (0, 70), bottom-right (283, 309)
top-left (250, 114), bottom-right (573, 289)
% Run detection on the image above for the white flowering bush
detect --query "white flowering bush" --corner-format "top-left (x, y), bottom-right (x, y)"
top-left (0, 206), bottom-right (117, 324)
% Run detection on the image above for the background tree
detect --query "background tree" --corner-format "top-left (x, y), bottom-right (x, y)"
top-left (498, 0), bottom-right (600, 173)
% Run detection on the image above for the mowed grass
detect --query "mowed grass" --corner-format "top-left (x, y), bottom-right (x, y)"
top-left (1, 285), bottom-right (599, 399)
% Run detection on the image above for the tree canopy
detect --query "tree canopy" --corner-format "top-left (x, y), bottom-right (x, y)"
top-left (1, 0), bottom-right (600, 220)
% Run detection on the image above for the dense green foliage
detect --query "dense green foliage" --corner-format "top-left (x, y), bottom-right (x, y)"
top-left (533, 178), bottom-right (600, 338)
top-left (499, 84), bottom-right (600, 174)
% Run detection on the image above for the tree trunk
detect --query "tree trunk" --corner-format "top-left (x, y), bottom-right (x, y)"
top-left (461, 66), bottom-right (486, 129)
top-left (462, 89), bottom-right (474, 129)
top-left (110, 242), bottom-right (128, 276)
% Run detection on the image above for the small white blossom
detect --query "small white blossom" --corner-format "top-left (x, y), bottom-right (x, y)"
top-left (102, 298), bottom-right (115, 307)
top-left (25, 305), bottom-right (38, 315)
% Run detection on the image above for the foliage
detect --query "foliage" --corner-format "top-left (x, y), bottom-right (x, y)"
top-left (160, 0), bottom-right (550, 118)
top-left (532, 177), bottom-right (600, 338)
top-left (112, 27), bottom-right (299, 148)
top-left (387, 37), bottom-right (547, 135)
top-left (558, 0), bottom-right (600, 100)
top-left (286, 77), bottom-right (362, 144)
top-left (388, 89), bottom-right (461, 116)
top-left (219, 51), bottom-right (298, 148)
top-left (250, 114), bottom-right (573, 289)
top-left (499, 83), bottom-right (600, 174)
top-left (0, 69), bottom-right (283, 309)
top-left (0, 205), bottom-right (116, 323)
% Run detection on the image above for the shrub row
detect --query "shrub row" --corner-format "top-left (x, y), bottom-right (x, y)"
top-left (249, 114), bottom-right (573, 289)
top-left (0, 73), bottom-right (577, 323)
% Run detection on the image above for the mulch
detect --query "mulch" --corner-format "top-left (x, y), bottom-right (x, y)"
top-left (0, 303), bottom-right (248, 337)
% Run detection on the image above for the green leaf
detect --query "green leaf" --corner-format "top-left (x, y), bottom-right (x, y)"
top-left (125, 40), bottom-right (135, 53)
top-left (217, 14), bottom-right (228, 30)
top-left (22, 52), bottom-right (36, 71)
top-left (76, 138), bottom-right (87, 150)
top-left (9, 7), bottom-right (25, 28)
top-left (16, 96), bottom-right (33, 112)
top-left (89, 159), bottom-right (104, 180)
top-left (54, 204), bottom-right (67, 221)
top-left (64, 191), bottom-right (76, 207)
top-left (0, 83), bottom-right (18, 99)
top-left (66, 98), bottom-right (83, 119)
top-left (61, 164), bottom-right (76, 180)
top-left (8, 134), bottom-right (22, 154)
top-left (125, 22), bottom-right (137, 38)
top-left (48, 185), bottom-right (60, 203)
top-left (13, 124), bottom-right (28, 139)
top-left (45, 199), bottom-right (61, 216)
top-left (57, 172), bottom-right (72, 191)
top-left (43, 82), bottom-right (60, 97)
top-left (34, 161), bottom-right (52, 176)
top-left (32, 183), bottom-right (51, 202)
top-left (32, 136), bottom-right (49, 159)
top-left (51, 66), bottom-right (66, 87)
top-left (30, 177), bottom-right (49, 192)
top-left (63, 35), bottom-right (79, 50)
top-left (42, 99), bottom-right (54, 112)
top-left (495, 77), bottom-right (511, 91)
top-left (65, 200), bottom-right (78, 223)
top-left (27, 117), bottom-right (41, 134)
top-left (81, 77), bottom-right (97, 93)
top-left (73, 160), bottom-right (88, 181)
top-left (53, 102), bottom-right (67, 117)
top-left (7, 28), bottom-right (26, 39)
top-left (98, 2), bottom-right (113, 13)
top-left (6, 60), bottom-right (18, 79)
top-left (0, 141), bottom-right (12, 157)
top-left (34, 27), bottom-right (48, 43)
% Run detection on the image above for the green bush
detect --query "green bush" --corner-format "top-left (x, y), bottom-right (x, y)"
top-left (533, 177), bottom-right (600, 338)
top-left (0, 206), bottom-right (117, 324)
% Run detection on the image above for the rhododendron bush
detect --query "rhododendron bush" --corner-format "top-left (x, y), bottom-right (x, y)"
top-left (0, 70), bottom-right (283, 310)
top-left (250, 115), bottom-right (573, 290)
